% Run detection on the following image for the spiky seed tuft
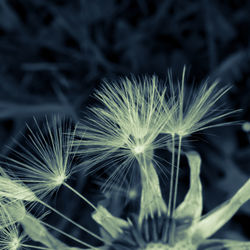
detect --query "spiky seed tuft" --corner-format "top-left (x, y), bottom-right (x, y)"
top-left (0, 201), bottom-right (25, 250)
top-left (74, 76), bottom-right (172, 188)
top-left (4, 115), bottom-right (77, 199)
top-left (162, 68), bottom-right (239, 137)
top-left (0, 226), bottom-right (23, 250)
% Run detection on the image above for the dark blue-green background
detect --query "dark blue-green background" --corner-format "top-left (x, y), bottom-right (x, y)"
top-left (0, 0), bottom-right (250, 247)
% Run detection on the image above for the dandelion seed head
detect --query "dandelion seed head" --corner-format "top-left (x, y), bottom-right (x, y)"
top-left (0, 227), bottom-right (23, 250)
top-left (162, 67), bottom-right (238, 137)
top-left (132, 144), bottom-right (146, 155)
top-left (53, 173), bottom-right (67, 187)
top-left (8, 236), bottom-right (21, 250)
top-left (0, 202), bottom-right (24, 250)
top-left (74, 76), bottom-right (170, 188)
top-left (4, 115), bottom-right (77, 199)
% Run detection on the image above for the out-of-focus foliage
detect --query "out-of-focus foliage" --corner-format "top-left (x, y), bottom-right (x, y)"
top-left (0, 0), bottom-right (250, 245)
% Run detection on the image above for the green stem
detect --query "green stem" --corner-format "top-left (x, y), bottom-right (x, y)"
top-left (179, 66), bottom-right (186, 123)
top-left (168, 135), bottom-right (182, 246)
top-left (38, 200), bottom-right (107, 244)
top-left (63, 182), bottom-right (97, 210)
top-left (21, 244), bottom-right (50, 249)
top-left (168, 133), bottom-right (175, 218)
top-left (172, 135), bottom-right (182, 214)
top-left (138, 152), bottom-right (166, 223)
top-left (40, 221), bottom-right (95, 249)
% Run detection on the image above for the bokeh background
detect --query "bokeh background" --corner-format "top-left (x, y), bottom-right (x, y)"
top-left (0, 0), bottom-right (250, 248)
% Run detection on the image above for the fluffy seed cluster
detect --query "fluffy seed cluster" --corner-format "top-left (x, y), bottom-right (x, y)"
top-left (75, 71), bottom-right (235, 190)
top-left (162, 69), bottom-right (238, 137)
top-left (0, 198), bottom-right (25, 250)
top-left (0, 70), bottom-right (248, 250)
top-left (4, 116), bottom-right (77, 199)
top-left (74, 76), bottom-right (173, 189)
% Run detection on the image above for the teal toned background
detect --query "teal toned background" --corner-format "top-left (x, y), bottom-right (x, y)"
top-left (0, 0), bottom-right (250, 247)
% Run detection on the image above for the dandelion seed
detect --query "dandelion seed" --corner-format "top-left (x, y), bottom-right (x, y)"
top-left (0, 201), bottom-right (25, 250)
top-left (1, 115), bottom-right (109, 244)
top-left (74, 76), bottom-right (170, 179)
top-left (4, 115), bottom-right (96, 209)
top-left (133, 144), bottom-right (146, 155)
top-left (0, 71), bottom-right (243, 250)
top-left (0, 201), bottom-right (60, 250)
top-left (75, 76), bottom-right (171, 220)
top-left (4, 116), bottom-right (76, 198)
top-left (162, 67), bottom-right (239, 224)
top-left (0, 226), bottom-right (23, 250)
top-left (83, 72), bottom-right (244, 250)
top-left (0, 174), bottom-right (105, 248)
top-left (163, 67), bottom-right (238, 137)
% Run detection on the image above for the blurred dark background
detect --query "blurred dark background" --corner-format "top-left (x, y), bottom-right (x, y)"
top-left (0, 0), bottom-right (250, 247)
